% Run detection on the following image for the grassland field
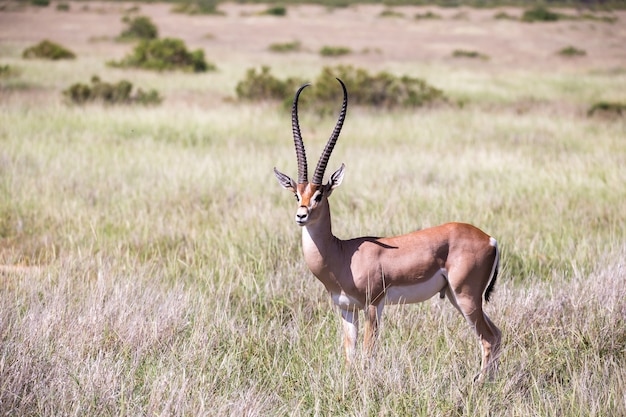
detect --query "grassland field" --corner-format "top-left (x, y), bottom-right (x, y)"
top-left (1, 1), bottom-right (625, 416)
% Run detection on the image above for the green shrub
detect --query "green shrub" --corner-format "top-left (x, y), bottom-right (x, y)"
top-left (379, 9), bottom-right (405, 18)
top-left (494, 11), bottom-right (517, 20)
top-left (30, 0), bottom-right (49, 6)
top-left (22, 40), bottom-right (75, 60)
top-left (63, 76), bottom-right (162, 105)
top-left (0, 64), bottom-right (12, 77)
top-left (312, 65), bottom-right (445, 109)
top-left (118, 15), bottom-right (158, 41)
top-left (557, 46), bottom-right (586, 57)
top-left (587, 101), bottom-right (625, 117)
top-left (235, 65), bottom-right (445, 110)
top-left (109, 38), bottom-right (215, 72)
top-left (171, 0), bottom-right (224, 15)
top-left (319, 46), bottom-right (351, 57)
top-left (268, 41), bottom-right (302, 53)
top-left (235, 66), bottom-right (303, 101)
top-left (452, 49), bottom-right (489, 60)
top-left (522, 6), bottom-right (561, 22)
top-left (56, 2), bottom-right (70, 11)
top-left (259, 5), bottom-right (287, 16)
top-left (414, 11), bottom-right (441, 20)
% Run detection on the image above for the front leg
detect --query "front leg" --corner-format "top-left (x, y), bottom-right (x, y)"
top-left (340, 308), bottom-right (358, 364)
top-left (363, 303), bottom-right (383, 357)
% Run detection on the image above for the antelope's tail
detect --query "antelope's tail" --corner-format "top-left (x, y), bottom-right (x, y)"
top-left (484, 237), bottom-right (499, 303)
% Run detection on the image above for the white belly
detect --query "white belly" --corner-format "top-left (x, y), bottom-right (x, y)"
top-left (384, 269), bottom-right (447, 305)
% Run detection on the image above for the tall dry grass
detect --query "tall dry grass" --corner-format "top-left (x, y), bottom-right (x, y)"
top-left (1, 246), bottom-right (624, 415)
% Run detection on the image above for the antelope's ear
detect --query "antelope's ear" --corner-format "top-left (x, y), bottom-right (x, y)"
top-left (274, 167), bottom-right (297, 193)
top-left (326, 163), bottom-right (345, 195)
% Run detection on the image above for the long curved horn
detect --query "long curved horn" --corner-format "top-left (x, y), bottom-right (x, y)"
top-left (292, 83), bottom-right (310, 184)
top-left (312, 78), bottom-right (348, 186)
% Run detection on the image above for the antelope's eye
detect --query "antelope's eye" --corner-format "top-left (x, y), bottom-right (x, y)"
top-left (294, 193), bottom-right (300, 202)
top-left (314, 192), bottom-right (323, 203)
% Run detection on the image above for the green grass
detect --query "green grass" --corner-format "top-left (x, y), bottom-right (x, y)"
top-left (1, 20), bottom-right (626, 416)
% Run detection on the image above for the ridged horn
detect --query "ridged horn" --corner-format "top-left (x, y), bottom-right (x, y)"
top-left (292, 83), bottom-right (310, 184)
top-left (312, 78), bottom-right (348, 186)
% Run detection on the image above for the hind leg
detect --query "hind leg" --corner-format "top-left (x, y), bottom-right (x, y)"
top-left (446, 289), bottom-right (501, 382)
top-left (480, 312), bottom-right (501, 379)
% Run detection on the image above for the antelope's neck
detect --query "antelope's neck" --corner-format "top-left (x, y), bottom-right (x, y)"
top-left (300, 206), bottom-right (342, 280)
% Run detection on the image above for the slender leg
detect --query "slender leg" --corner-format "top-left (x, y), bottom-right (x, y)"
top-left (340, 308), bottom-right (358, 364)
top-left (363, 303), bottom-right (383, 357)
top-left (480, 312), bottom-right (502, 379)
top-left (453, 294), bottom-right (501, 383)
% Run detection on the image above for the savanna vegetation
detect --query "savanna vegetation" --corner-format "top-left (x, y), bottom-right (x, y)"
top-left (451, 49), bottom-right (490, 60)
top-left (108, 37), bottom-right (216, 72)
top-left (556, 45), bottom-right (586, 57)
top-left (117, 15), bottom-right (159, 41)
top-left (236, 65), bottom-right (445, 110)
top-left (22, 39), bottom-right (75, 60)
top-left (1, 2), bottom-right (625, 416)
top-left (64, 75), bottom-right (163, 105)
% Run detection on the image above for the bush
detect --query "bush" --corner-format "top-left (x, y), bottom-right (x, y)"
top-left (235, 66), bottom-right (303, 101)
top-left (312, 65), bottom-right (445, 109)
top-left (0, 64), bottom-right (13, 77)
top-left (56, 2), bottom-right (70, 11)
top-left (235, 65), bottom-right (445, 110)
top-left (30, 0), bottom-right (49, 6)
top-left (63, 76), bottom-right (162, 105)
top-left (494, 11), bottom-right (517, 20)
top-left (268, 41), bottom-right (302, 53)
top-left (452, 49), bottom-right (489, 60)
top-left (259, 5), bottom-right (287, 16)
top-left (22, 40), bottom-right (75, 60)
top-left (522, 6), bottom-right (561, 22)
top-left (118, 15), bottom-right (158, 41)
top-left (557, 46), bottom-right (586, 57)
top-left (587, 101), bottom-right (625, 117)
top-left (379, 9), bottom-right (405, 18)
top-left (319, 46), bottom-right (351, 57)
top-left (414, 11), bottom-right (441, 20)
top-left (109, 38), bottom-right (215, 72)
top-left (171, 0), bottom-right (224, 15)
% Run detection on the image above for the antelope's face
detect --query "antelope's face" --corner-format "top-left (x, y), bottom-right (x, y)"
top-left (273, 78), bottom-right (348, 227)
top-left (274, 166), bottom-right (345, 226)
top-left (295, 183), bottom-right (325, 226)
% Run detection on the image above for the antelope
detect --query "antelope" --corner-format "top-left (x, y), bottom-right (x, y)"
top-left (273, 79), bottom-right (501, 382)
